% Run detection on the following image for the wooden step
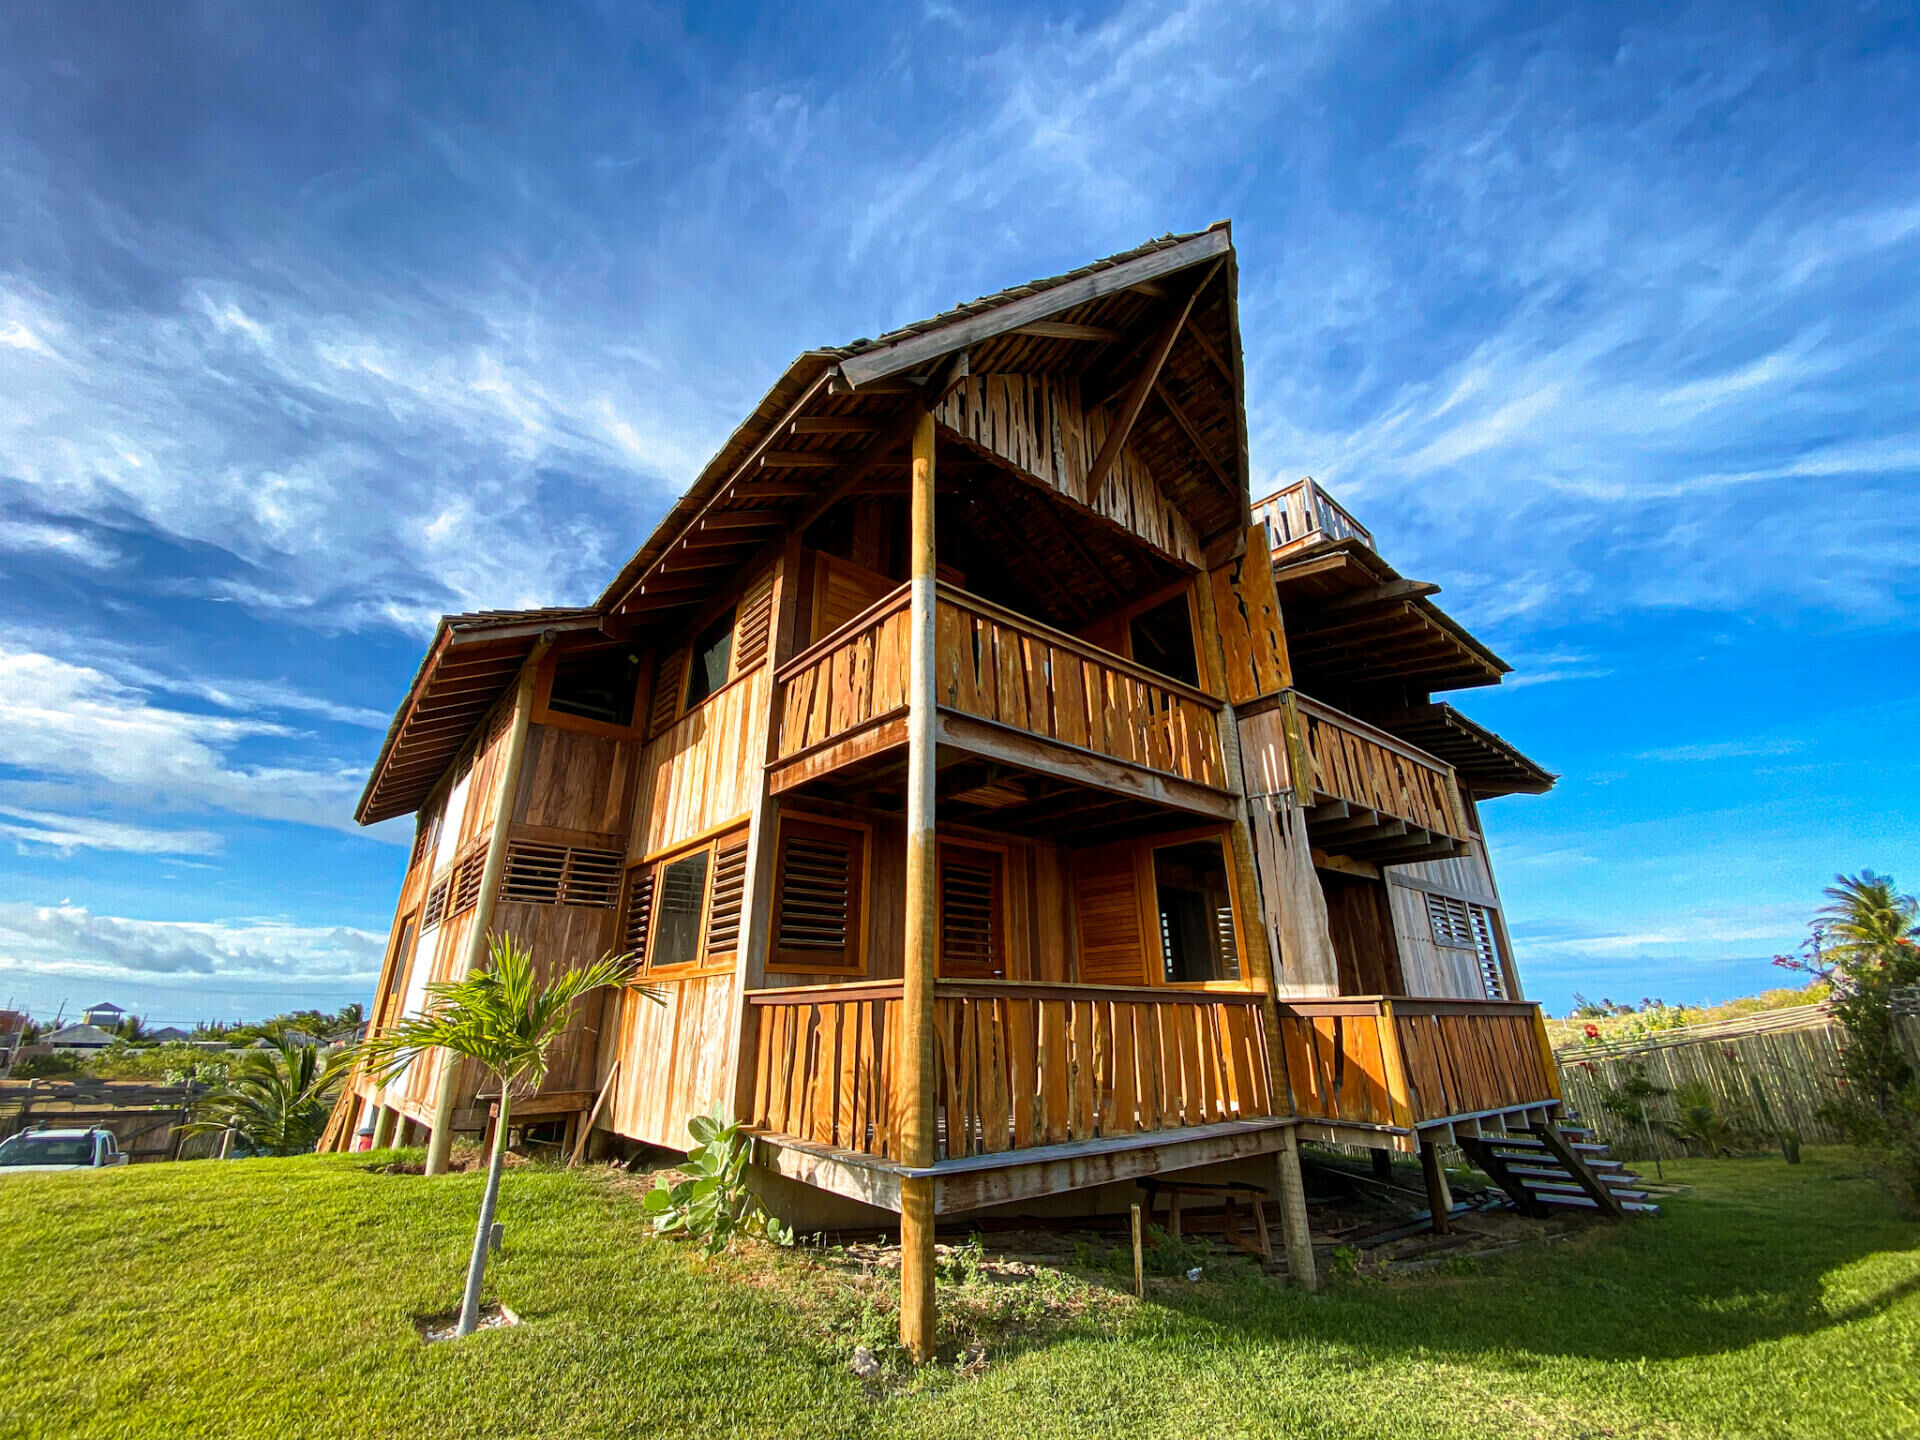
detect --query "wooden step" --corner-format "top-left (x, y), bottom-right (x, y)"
top-left (1487, 1134), bottom-right (1609, 1157)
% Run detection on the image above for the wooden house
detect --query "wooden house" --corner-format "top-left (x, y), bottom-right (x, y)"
top-left (327, 223), bottom-right (1570, 1355)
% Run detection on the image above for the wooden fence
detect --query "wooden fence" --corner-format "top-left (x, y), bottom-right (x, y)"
top-left (1554, 1007), bottom-right (1849, 1160)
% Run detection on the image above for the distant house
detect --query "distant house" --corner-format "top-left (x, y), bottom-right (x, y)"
top-left (147, 1026), bottom-right (192, 1043)
top-left (81, 1002), bottom-right (127, 1029)
top-left (43, 1023), bottom-right (118, 1052)
top-left (0, 1010), bottom-right (25, 1074)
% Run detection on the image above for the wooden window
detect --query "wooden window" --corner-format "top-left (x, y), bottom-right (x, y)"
top-left (684, 609), bottom-right (735, 709)
top-left (547, 649), bottom-right (641, 727)
top-left (421, 874), bottom-right (451, 930)
top-left (938, 843), bottom-right (1004, 979)
top-left (501, 842), bottom-right (623, 909)
top-left (409, 812), bottom-right (437, 872)
top-left (449, 846), bottom-right (487, 917)
top-left (771, 818), bottom-right (866, 972)
top-left (1425, 892), bottom-right (1475, 949)
top-left (618, 866), bottom-right (654, 965)
top-left (704, 835), bottom-right (749, 962)
top-left (1426, 892), bottom-right (1507, 1001)
top-left (380, 917), bottom-right (418, 1028)
top-left (1152, 838), bottom-right (1240, 984)
top-left (648, 848), bottom-right (711, 969)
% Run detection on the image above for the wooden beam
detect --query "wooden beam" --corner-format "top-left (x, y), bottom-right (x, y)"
top-left (1152, 379), bottom-right (1231, 490)
top-left (1013, 321), bottom-right (1125, 342)
top-left (837, 227), bottom-right (1232, 388)
top-left (1083, 260), bottom-right (1219, 504)
top-left (1182, 317), bottom-right (1235, 387)
top-left (699, 511), bottom-right (785, 531)
top-left (791, 416), bottom-right (886, 435)
top-left (759, 451), bottom-right (842, 469)
top-left (899, 402), bottom-right (939, 1364)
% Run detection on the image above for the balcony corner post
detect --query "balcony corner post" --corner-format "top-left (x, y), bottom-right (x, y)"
top-left (899, 403), bottom-right (940, 1364)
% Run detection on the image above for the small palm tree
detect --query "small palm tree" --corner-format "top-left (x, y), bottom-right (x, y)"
top-left (180, 1036), bottom-right (345, 1155)
top-left (351, 931), bottom-right (644, 1338)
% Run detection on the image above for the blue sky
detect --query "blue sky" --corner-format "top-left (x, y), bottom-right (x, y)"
top-left (0, 1), bottom-right (1915, 1025)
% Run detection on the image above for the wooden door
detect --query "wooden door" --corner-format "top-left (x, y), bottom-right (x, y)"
top-left (1320, 871), bottom-right (1407, 996)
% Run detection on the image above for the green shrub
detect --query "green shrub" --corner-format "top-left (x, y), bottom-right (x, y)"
top-left (643, 1113), bottom-right (792, 1254)
top-left (11, 1053), bottom-right (81, 1079)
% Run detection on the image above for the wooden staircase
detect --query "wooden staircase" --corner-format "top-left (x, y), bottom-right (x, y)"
top-left (1459, 1120), bottom-right (1659, 1219)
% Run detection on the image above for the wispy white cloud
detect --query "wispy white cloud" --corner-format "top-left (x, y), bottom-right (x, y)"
top-left (0, 903), bottom-right (383, 981)
top-left (0, 807), bottom-right (223, 857)
top-left (0, 644), bottom-right (365, 833)
top-left (1635, 738), bottom-right (1804, 764)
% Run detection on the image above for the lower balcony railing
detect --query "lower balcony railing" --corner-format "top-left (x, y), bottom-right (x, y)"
top-left (747, 981), bottom-right (1274, 1162)
top-left (1274, 996), bottom-right (1561, 1130)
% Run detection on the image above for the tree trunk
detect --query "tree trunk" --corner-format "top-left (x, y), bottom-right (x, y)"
top-left (458, 1088), bottom-right (511, 1337)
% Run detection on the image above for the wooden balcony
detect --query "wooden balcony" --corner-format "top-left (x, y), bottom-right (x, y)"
top-left (1273, 996), bottom-right (1561, 1145)
top-left (1266, 690), bottom-right (1472, 864)
top-left (746, 981), bottom-right (1285, 1213)
top-left (1252, 477), bottom-right (1373, 558)
top-left (770, 583), bottom-right (1234, 832)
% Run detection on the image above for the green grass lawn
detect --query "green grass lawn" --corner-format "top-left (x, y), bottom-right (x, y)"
top-left (2, 1147), bottom-right (1914, 1440)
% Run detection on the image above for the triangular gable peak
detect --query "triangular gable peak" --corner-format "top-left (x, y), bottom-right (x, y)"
top-left (600, 223), bottom-right (1252, 639)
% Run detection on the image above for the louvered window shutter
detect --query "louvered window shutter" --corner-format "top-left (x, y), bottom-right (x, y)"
top-left (772, 820), bottom-right (864, 971)
top-left (620, 866), bottom-right (655, 966)
top-left (501, 842), bottom-right (623, 909)
top-left (938, 845), bottom-right (1003, 978)
top-left (649, 650), bottom-right (686, 734)
top-left (704, 836), bottom-right (749, 962)
top-left (1471, 904), bottom-right (1507, 1000)
top-left (1073, 843), bottom-right (1148, 985)
top-left (732, 570), bottom-right (775, 676)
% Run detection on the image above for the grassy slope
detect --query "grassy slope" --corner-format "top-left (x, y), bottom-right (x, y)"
top-left (1, 1149), bottom-right (1914, 1440)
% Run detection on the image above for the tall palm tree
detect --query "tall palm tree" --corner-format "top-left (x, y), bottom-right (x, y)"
top-left (1816, 871), bottom-right (1920, 1106)
top-left (180, 1036), bottom-right (345, 1155)
top-left (352, 932), bottom-right (643, 1338)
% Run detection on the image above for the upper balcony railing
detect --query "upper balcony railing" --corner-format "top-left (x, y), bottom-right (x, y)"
top-left (1252, 477), bottom-right (1373, 558)
top-left (747, 980), bottom-right (1274, 1162)
top-left (1283, 691), bottom-right (1470, 844)
top-left (1273, 996), bottom-right (1560, 1131)
top-left (773, 583), bottom-right (1226, 792)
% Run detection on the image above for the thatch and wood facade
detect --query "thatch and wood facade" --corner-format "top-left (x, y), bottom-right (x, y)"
top-left (326, 223), bottom-right (1571, 1352)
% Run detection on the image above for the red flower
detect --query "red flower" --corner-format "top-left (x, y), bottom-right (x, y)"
top-left (1583, 1023), bottom-right (1601, 1040)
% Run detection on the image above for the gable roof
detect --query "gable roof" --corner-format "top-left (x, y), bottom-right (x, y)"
top-left (355, 607), bottom-right (604, 825)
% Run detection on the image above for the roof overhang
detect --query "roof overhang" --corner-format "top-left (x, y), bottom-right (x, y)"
top-left (1375, 702), bottom-right (1554, 799)
top-left (355, 608), bottom-right (604, 826)
top-left (1273, 539), bottom-right (1510, 694)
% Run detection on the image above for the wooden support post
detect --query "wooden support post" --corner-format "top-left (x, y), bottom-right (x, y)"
top-left (425, 635), bottom-right (552, 1177)
top-left (1274, 1129), bottom-right (1320, 1291)
top-left (1371, 1147), bottom-right (1394, 1183)
top-left (1130, 1202), bottom-right (1145, 1298)
top-left (1420, 1141), bottom-right (1453, 1234)
top-left (370, 1104), bottom-right (397, 1151)
top-left (898, 405), bottom-right (939, 1364)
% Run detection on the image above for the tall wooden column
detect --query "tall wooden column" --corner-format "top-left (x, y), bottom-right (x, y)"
top-left (425, 635), bottom-right (551, 1176)
top-left (899, 406), bottom-right (939, 1362)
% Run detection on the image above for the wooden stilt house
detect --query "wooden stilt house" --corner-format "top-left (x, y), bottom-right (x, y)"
top-left (330, 223), bottom-right (1571, 1351)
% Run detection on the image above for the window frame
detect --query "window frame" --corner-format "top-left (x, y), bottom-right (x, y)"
top-left (533, 647), bottom-right (649, 740)
top-left (1146, 828), bottom-right (1246, 989)
top-left (767, 813), bottom-right (870, 976)
top-left (620, 824), bottom-right (751, 980)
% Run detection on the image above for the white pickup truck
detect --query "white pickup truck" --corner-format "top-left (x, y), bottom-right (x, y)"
top-left (0, 1127), bottom-right (130, 1172)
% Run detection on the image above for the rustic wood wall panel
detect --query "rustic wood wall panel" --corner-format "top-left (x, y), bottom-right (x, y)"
top-left (491, 899), bottom-right (621, 1094)
top-left (811, 554), bottom-right (897, 642)
top-left (517, 724), bottom-right (635, 835)
top-left (1207, 526), bottom-right (1290, 704)
top-left (632, 668), bottom-right (768, 860)
top-left (934, 374), bottom-right (1201, 566)
top-left (606, 972), bottom-right (737, 1150)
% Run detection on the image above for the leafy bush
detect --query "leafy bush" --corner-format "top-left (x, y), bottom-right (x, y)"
top-left (643, 1114), bottom-right (792, 1254)
top-left (1665, 1081), bottom-right (1761, 1157)
top-left (85, 1043), bottom-right (225, 1080)
top-left (11, 1053), bottom-right (81, 1079)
